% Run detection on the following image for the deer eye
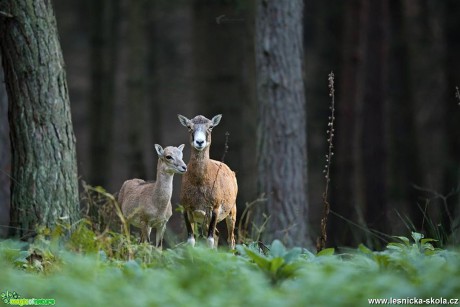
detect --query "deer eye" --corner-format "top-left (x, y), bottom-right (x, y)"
top-left (166, 155), bottom-right (173, 160)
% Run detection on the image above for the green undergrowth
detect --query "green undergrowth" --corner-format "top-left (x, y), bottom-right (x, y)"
top-left (1, 224), bottom-right (459, 307)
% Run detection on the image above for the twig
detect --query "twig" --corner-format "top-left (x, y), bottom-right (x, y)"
top-left (316, 71), bottom-right (336, 253)
top-left (237, 195), bottom-right (267, 243)
top-left (0, 11), bottom-right (13, 18)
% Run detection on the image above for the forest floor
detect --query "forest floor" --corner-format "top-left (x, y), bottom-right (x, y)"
top-left (1, 223), bottom-right (459, 307)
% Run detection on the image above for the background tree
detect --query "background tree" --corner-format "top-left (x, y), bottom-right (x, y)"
top-left (0, 0), bottom-right (79, 237)
top-left (329, 0), bottom-right (364, 246)
top-left (360, 1), bottom-right (389, 240)
top-left (255, 0), bottom-right (310, 247)
top-left (387, 0), bottom-right (422, 230)
top-left (0, 61), bottom-right (9, 238)
top-left (88, 0), bottom-right (120, 187)
top-left (125, 0), bottom-right (148, 179)
top-left (1, 0), bottom-right (458, 247)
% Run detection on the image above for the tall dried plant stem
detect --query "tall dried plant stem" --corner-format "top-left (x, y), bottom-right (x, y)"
top-left (316, 72), bottom-right (336, 253)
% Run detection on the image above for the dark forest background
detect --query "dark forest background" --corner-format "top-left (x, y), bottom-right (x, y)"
top-left (1, 0), bottom-right (459, 248)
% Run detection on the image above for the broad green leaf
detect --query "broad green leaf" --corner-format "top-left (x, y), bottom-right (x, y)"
top-left (358, 244), bottom-right (373, 255)
top-left (421, 238), bottom-right (437, 245)
top-left (283, 247), bottom-right (301, 263)
top-left (317, 248), bottom-right (335, 256)
top-left (270, 240), bottom-right (286, 258)
top-left (392, 236), bottom-right (410, 246)
top-left (245, 248), bottom-right (270, 270)
top-left (269, 257), bottom-right (285, 274)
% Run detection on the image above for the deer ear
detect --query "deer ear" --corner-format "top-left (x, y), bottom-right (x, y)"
top-left (211, 114), bottom-right (222, 127)
top-left (178, 144), bottom-right (185, 151)
top-left (178, 114), bottom-right (191, 128)
top-left (154, 144), bottom-right (164, 156)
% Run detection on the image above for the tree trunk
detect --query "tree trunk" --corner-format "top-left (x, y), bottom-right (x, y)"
top-left (360, 0), bottom-right (389, 238)
top-left (330, 0), bottom-right (364, 246)
top-left (125, 0), bottom-right (147, 179)
top-left (0, 61), bottom-right (10, 238)
top-left (405, 0), bottom-right (448, 230)
top-left (0, 0), bottom-right (79, 237)
top-left (387, 0), bottom-right (422, 230)
top-left (444, 0), bottom-right (460, 240)
top-left (256, 0), bottom-right (310, 247)
top-left (88, 0), bottom-right (120, 187)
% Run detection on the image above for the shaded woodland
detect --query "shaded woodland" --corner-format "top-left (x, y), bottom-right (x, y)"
top-left (1, 0), bottom-right (459, 248)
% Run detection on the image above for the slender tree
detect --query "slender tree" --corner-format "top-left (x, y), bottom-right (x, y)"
top-left (255, 0), bottom-right (310, 247)
top-left (0, 62), bottom-right (10, 238)
top-left (88, 0), bottom-right (120, 187)
top-left (360, 0), bottom-right (389, 238)
top-left (387, 0), bottom-right (422, 229)
top-left (125, 0), bottom-right (147, 179)
top-left (444, 0), bottom-right (460, 238)
top-left (331, 0), bottom-right (364, 246)
top-left (0, 0), bottom-right (79, 237)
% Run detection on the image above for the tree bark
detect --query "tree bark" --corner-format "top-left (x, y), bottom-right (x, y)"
top-left (0, 61), bottom-right (10, 238)
top-left (256, 0), bottom-right (310, 247)
top-left (0, 0), bottom-right (79, 237)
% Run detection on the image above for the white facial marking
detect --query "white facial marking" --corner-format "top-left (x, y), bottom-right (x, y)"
top-left (187, 237), bottom-right (196, 247)
top-left (193, 129), bottom-right (207, 150)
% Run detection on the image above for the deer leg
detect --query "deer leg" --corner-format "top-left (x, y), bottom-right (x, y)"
top-left (226, 205), bottom-right (237, 250)
top-left (184, 211), bottom-right (195, 246)
top-left (207, 208), bottom-right (218, 248)
top-left (156, 223), bottom-right (166, 250)
top-left (140, 223), bottom-right (152, 243)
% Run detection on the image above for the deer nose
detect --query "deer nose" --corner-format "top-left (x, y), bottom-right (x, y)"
top-left (196, 140), bottom-right (204, 146)
top-left (181, 165), bottom-right (187, 172)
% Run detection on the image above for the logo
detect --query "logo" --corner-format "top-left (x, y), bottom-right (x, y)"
top-left (1, 291), bottom-right (55, 306)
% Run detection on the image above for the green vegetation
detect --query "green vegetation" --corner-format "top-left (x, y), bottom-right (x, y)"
top-left (1, 224), bottom-right (459, 307)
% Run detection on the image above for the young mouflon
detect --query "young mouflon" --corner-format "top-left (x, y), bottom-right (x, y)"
top-left (118, 144), bottom-right (187, 248)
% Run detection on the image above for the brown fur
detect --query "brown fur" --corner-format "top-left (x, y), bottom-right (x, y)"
top-left (178, 114), bottom-right (238, 249)
top-left (118, 144), bottom-right (186, 248)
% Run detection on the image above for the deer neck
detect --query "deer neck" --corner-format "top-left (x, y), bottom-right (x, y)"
top-left (188, 146), bottom-right (210, 178)
top-left (154, 160), bottom-right (174, 201)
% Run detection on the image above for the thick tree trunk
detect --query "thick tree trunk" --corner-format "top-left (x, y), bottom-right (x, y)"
top-left (0, 0), bottom-right (79, 237)
top-left (256, 0), bottom-right (310, 247)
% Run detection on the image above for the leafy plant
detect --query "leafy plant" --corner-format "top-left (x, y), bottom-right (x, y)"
top-left (387, 231), bottom-right (439, 255)
top-left (237, 240), bottom-right (302, 285)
